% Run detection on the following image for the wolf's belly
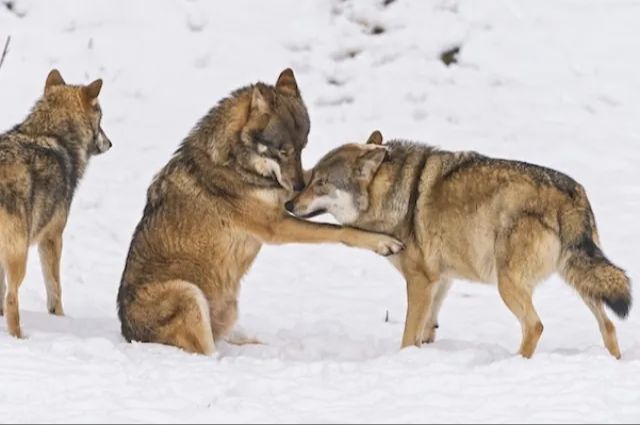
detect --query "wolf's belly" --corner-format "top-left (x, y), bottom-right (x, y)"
top-left (439, 222), bottom-right (499, 284)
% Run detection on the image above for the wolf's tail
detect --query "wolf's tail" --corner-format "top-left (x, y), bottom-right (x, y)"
top-left (558, 190), bottom-right (631, 318)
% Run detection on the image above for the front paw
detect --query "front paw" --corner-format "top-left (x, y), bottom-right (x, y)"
top-left (48, 302), bottom-right (65, 316)
top-left (373, 235), bottom-right (404, 256)
top-left (8, 326), bottom-right (23, 339)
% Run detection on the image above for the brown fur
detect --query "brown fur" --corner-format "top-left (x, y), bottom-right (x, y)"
top-left (117, 70), bottom-right (403, 355)
top-left (0, 69), bottom-right (111, 338)
top-left (288, 131), bottom-right (631, 358)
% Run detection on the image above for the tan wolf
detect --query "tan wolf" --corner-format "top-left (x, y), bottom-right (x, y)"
top-left (286, 131), bottom-right (631, 358)
top-left (117, 70), bottom-right (404, 355)
top-left (0, 69), bottom-right (112, 338)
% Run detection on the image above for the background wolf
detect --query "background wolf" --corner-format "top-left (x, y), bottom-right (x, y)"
top-left (117, 70), bottom-right (403, 355)
top-left (0, 69), bottom-right (111, 338)
top-left (288, 131), bottom-right (632, 358)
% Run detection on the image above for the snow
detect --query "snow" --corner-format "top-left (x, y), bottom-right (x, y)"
top-left (1, 0), bottom-right (639, 422)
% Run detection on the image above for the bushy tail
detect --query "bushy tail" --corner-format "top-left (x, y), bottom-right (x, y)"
top-left (559, 197), bottom-right (631, 318)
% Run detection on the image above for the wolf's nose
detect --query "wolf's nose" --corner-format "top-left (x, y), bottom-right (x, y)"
top-left (284, 201), bottom-right (294, 212)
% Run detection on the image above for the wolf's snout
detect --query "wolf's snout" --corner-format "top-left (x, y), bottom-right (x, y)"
top-left (97, 128), bottom-right (112, 153)
top-left (284, 200), bottom-right (294, 212)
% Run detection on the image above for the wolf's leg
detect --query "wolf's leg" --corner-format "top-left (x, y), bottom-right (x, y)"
top-left (497, 274), bottom-right (543, 358)
top-left (121, 280), bottom-right (215, 355)
top-left (0, 265), bottom-right (5, 316)
top-left (38, 231), bottom-right (64, 316)
top-left (422, 279), bottom-right (452, 344)
top-left (248, 215), bottom-right (404, 256)
top-left (581, 296), bottom-right (621, 359)
top-left (4, 247), bottom-right (28, 339)
top-left (401, 270), bottom-right (436, 348)
top-left (208, 298), bottom-right (262, 345)
top-left (495, 216), bottom-right (558, 358)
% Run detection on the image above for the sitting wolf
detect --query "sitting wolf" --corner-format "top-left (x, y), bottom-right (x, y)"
top-left (117, 71), bottom-right (403, 355)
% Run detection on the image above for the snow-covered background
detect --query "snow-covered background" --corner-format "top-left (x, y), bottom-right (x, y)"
top-left (1, 0), bottom-right (639, 422)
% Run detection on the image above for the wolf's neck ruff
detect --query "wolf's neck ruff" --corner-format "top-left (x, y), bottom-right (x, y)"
top-left (11, 100), bottom-right (95, 191)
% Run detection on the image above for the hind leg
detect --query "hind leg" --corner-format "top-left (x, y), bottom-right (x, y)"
top-left (497, 274), bottom-right (543, 358)
top-left (582, 296), bottom-right (621, 359)
top-left (4, 248), bottom-right (28, 339)
top-left (123, 280), bottom-right (215, 355)
top-left (422, 279), bottom-right (451, 344)
top-left (495, 217), bottom-right (559, 358)
top-left (38, 231), bottom-right (64, 316)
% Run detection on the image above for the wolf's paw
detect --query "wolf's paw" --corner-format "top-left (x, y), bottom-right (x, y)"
top-left (226, 336), bottom-right (263, 346)
top-left (225, 330), bottom-right (263, 346)
top-left (48, 304), bottom-right (65, 316)
top-left (422, 323), bottom-right (438, 344)
top-left (374, 235), bottom-right (404, 256)
top-left (9, 327), bottom-right (23, 339)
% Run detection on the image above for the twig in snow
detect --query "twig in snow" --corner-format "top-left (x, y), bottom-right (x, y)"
top-left (0, 36), bottom-right (10, 71)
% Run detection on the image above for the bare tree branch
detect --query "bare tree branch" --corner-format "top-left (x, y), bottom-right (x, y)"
top-left (0, 36), bottom-right (10, 70)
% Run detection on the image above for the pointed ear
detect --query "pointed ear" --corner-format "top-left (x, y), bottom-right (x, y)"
top-left (83, 78), bottom-right (103, 100)
top-left (45, 69), bottom-right (66, 92)
top-left (275, 68), bottom-right (299, 97)
top-left (251, 86), bottom-right (270, 113)
top-left (303, 169), bottom-right (313, 185)
top-left (366, 130), bottom-right (383, 145)
top-left (356, 147), bottom-right (387, 181)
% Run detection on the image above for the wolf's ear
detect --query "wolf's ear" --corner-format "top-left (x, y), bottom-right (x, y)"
top-left (303, 169), bottom-right (313, 185)
top-left (83, 79), bottom-right (103, 100)
top-left (366, 130), bottom-right (383, 145)
top-left (275, 68), bottom-right (299, 97)
top-left (251, 86), bottom-right (271, 113)
top-left (356, 147), bottom-right (387, 181)
top-left (45, 69), bottom-right (66, 92)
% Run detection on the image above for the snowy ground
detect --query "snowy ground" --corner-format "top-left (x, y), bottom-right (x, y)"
top-left (1, 0), bottom-right (639, 422)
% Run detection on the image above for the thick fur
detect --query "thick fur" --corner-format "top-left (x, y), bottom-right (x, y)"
top-left (117, 70), bottom-right (403, 355)
top-left (0, 69), bottom-right (111, 338)
top-left (288, 133), bottom-right (631, 358)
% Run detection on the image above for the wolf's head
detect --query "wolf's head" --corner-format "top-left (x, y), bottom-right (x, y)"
top-left (285, 131), bottom-right (386, 224)
top-left (234, 68), bottom-right (309, 192)
top-left (25, 69), bottom-right (112, 156)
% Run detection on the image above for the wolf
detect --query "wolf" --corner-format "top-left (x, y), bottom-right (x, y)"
top-left (0, 69), bottom-right (111, 338)
top-left (117, 70), bottom-right (403, 355)
top-left (286, 130), bottom-right (631, 358)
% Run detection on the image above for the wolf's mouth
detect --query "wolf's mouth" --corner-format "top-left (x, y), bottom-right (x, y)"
top-left (301, 208), bottom-right (327, 219)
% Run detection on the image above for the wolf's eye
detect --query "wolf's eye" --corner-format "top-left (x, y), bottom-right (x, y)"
top-left (279, 149), bottom-right (291, 157)
top-left (316, 178), bottom-right (327, 187)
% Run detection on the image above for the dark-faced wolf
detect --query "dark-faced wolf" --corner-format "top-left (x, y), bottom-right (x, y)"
top-left (117, 70), bottom-right (403, 355)
top-left (0, 69), bottom-right (111, 338)
top-left (287, 131), bottom-right (631, 358)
